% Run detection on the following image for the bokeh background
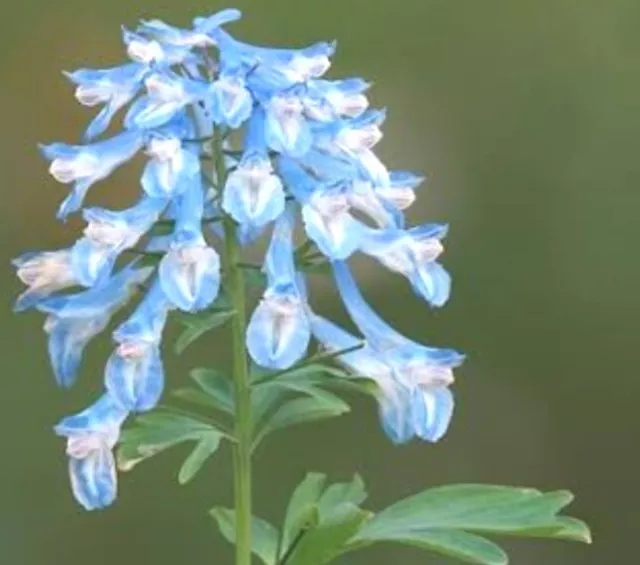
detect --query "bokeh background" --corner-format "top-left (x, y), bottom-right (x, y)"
top-left (2, 0), bottom-right (638, 563)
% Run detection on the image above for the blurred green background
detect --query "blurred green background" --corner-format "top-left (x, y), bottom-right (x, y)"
top-left (2, 0), bottom-right (638, 563)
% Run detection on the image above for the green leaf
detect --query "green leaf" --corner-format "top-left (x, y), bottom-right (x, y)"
top-left (381, 530), bottom-right (508, 565)
top-left (269, 371), bottom-right (378, 400)
top-left (172, 388), bottom-right (226, 411)
top-left (281, 473), bottom-right (327, 551)
top-left (117, 411), bottom-right (223, 473)
top-left (317, 474), bottom-right (368, 519)
top-left (278, 474), bottom-right (374, 565)
top-left (174, 309), bottom-right (235, 354)
top-left (496, 516), bottom-right (591, 543)
top-left (251, 385), bottom-right (284, 426)
top-left (286, 506), bottom-right (370, 565)
top-left (254, 391), bottom-right (350, 446)
top-left (251, 365), bottom-right (345, 431)
top-left (349, 484), bottom-right (591, 565)
top-left (210, 507), bottom-right (279, 565)
top-left (258, 363), bottom-right (349, 386)
top-left (356, 485), bottom-right (580, 536)
top-left (267, 391), bottom-right (350, 431)
top-left (178, 432), bottom-right (222, 485)
top-left (188, 368), bottom-right (235, 413)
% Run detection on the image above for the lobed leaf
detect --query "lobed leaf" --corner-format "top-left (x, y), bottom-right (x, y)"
top-left (210, 507), bottom-right (279, 565)
top-left (174, 308), bottom-right (235, 354)
top-left (117, 411), bottom-right (224, 478)
top-left (253, 390), bottom-right (350, 448)
top-left (178, 432), bottom-right (222, 485)
top-left (285, 506), bottom-right (370, 565)
top-left (380, 529), bottom-right (509, 565)
top-left (189, 367), bottom-right (235, 413)
top-left (348, 483), bottom-right (591, 564)
top-left (281, 473), bottom-right (328, 552)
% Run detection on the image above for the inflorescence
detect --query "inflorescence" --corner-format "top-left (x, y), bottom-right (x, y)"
top-left (14, 9), bottom-right (463, 510)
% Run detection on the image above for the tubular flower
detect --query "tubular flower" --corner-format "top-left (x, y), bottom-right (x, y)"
top-left (15, 8), bottom-right (462, 509)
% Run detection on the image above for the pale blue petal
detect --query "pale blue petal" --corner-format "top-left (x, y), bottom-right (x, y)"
top-left (265, 94), bottom-right (312, 157)
top-left (57, 179), bottom-right (91, 220)
top-left (223, 153), bottom-right (286, 235)
top-left (113, 280), bottom-right (170, 345)
top-left (170, 167), bottom-right (205, 233)
top-left (276, 156), bottom-right (316, 202)
top-left (246, 289), bottom-right (310, 369)
top-left (211, 75), bottom-right (253, 129)
top-left (55, 394), bottom-right (127, 435)
top-left (414, 387), bottom-right (454, 442)
top-left (379, 384), bottom-right (414, 444)
top-left (37, 262), bottom-right (150, 319)
top-left (46, 316), bottom-right (108, 388)
top-left (141, 148), bottom-right (199, 198)
top-left (83, 103), bottom-right (119, 143)
top-left (129, 98), bottom-right (186, 130)
top-left (68, 447), bottom-right (117, 510)
top-left (309, 314), bottom-right (393, 381)
top-left (41, 132), bottom-right (143, 219)
top-left (263, 207), bottom-right (296, 285)
top-left (332, 261), bottom-right (414, 350)
top-left (193, 9), bottom-right (243, 33)
top-left (158, 242), bottom-right (220, 312)
top-left (409, 262), bottom-right (451, 307)
top-left (105, 346), bottom-right (164, 412)
top-left (408, 223), bottom-right (448, 240)
top-left (302, 204), bottom-right (364, 260)
top-left (70, 237), bottom-right (115, 287)
top-left (14, 290), bottom-right (49, 312)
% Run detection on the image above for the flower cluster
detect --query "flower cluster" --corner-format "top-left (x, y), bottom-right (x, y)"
top-left (14, 9), bottom-right (463, 510)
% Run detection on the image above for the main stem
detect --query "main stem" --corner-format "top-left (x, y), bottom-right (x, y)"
top-left (214, 130), bottom-right (253, 565)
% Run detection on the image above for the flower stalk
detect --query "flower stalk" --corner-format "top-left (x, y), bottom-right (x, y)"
top-left (215, 128), bottom-right (253, 565)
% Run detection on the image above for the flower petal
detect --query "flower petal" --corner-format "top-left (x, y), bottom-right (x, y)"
top-left (105, 346), bottom-right (164, 412)
top-left (68, 446), bottom-right (117, 510)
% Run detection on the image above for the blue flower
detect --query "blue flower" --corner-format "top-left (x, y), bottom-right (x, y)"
top-left (121, 27), bottom-right (192, 66)
top-left (71, 196), bottom-right (168, 286)
top-left (54, 393), bottom-right (128, 510)
top-left (40, 131), bottom-right (143, 219)
top-left (36, 262), bottom-right (151, 387)
top-left (301, 184), bottom-right (366, 259)
top-left (159, 178), bottom-right (221, 311)
top-left (375, 170), bottom-right (424, 212)
top-left (223, 109), bottom-right (285, 237)
top-left (210, 63), bottom-right (253, 129)
top-left (360, 223), bottom-right (451, 306)
top-left (313, 78), bottom-right (370, 118)
top-left (308, 312), bottom-right (417, 444)
top-left (125, 72), bottom-right (209, 130)
top-left (19, 8), bottom-right (464, 509)
top-left (64, 63), bottom-right (147, 141)
top-left (279, 157), bottom-right (365, 259)
top-left (212, 29), bottom-right (334, 92)
top-left (264, 87), bottom-right (312, 157)
top-left (246, 207), bottom-right (310, 369)
top-left (137, 9), bottom-right (241, 48)
top-left (13, 250), bottom-right (77, 311)
top-left (330, 261), bottom-right (463, 442)
top-left (347, 179), bottom-right (399, 228)
top-left (141, 134), bottom-right (201, 197)
top-left (191, 9), bottom-right (243, 35)
top-left (105, 280), bottom-right (170, 412)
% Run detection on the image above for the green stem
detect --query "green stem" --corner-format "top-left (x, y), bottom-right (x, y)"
top-left (214, 129), bottom-right (253, 565)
